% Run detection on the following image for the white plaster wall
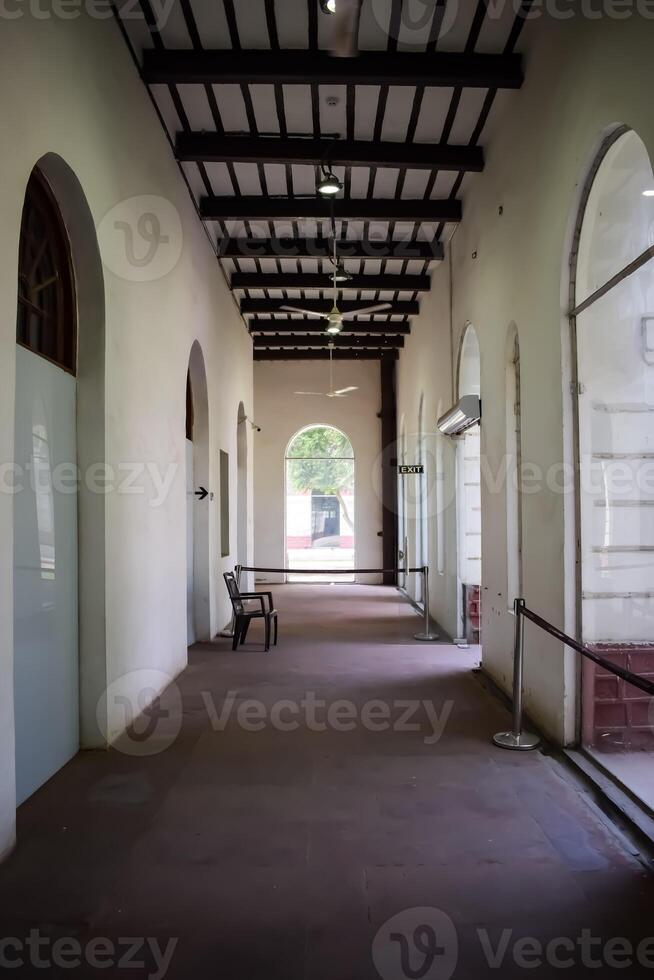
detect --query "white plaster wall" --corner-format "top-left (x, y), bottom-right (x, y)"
top-left (253, 360), bottom-right (383, 585)
top-left (397, 18), bottom-right (654, 745)
top-left (0, 14), bottom-right (253, 857)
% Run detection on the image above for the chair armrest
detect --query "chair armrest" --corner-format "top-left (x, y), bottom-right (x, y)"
top-left (240, 591), bottom-right (274, 612)
top-left (240, 594), bottom-right (266, 613)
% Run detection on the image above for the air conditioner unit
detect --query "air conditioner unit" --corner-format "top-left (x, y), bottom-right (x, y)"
top-left (437, 394), bottom-right (481, 436)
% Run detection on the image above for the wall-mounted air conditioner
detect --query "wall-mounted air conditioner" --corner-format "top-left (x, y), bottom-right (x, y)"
top-left (437, 395), bottom-right (481, 436)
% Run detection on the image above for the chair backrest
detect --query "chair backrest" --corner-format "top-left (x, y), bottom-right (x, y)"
top-left (223, 571), bottom-right (244, 614)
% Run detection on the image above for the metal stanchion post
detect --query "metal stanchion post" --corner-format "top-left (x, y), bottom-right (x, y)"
top-left (493, 598), bottom-right (541, 750)
top-left (414, 565), bottom-right (439, 641)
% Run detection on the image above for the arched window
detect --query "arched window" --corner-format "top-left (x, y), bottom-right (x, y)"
top-left (17, 168), bottom-right (76, 373)
top-left (285, 425), bottom-right (355, 582)
top-left (570, 128), bottom-right (654, 786)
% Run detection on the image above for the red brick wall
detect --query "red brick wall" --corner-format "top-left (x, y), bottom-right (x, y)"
top-left (585, 646), bottom-right (654, 751)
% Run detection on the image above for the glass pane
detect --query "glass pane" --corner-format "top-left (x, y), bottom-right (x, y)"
top-left (286, 426), bottom-right (354, 459)
top-left (577, 253), bottom-right (654, 806)
top-left (576, 130), bottom-right (654, 304)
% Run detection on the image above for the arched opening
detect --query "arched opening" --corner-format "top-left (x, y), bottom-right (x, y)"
top-left (570, 128), bottom-right (654, 807)
top-left (456, 325), bottom-right (482, 643)
top-left (505, 326), bottom-right (523, 605)
top-left (13, 155), bottom-right (106, 806)
top-left (185, 341), bottom-right (211, 643)
top-left (285, 424), bottom-right (355, 583)
top-left (237, 402), bottom-right (249, 589)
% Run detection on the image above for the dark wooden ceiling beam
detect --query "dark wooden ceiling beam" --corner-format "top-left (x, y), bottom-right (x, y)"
top-left (232, 272), bottom-right (430, 291)
top-left (241, 299), bottom-right (419, 316)
top-left (143, 50), bottom-right (523, 89)
top-left (177, 134), bottom-right (484, 173)
top-left (249, 318), bottom-right (410, 335)
top-left (217, 238), bottom-right (444, 260)
top-left (253, 335), bottom-right (404, 349)
top-left (254, 349), bottom-right (399, 361)
top-left (202, 197), bottom-right (461, 222)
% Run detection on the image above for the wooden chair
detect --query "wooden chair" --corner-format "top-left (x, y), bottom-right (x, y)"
top-left (223, 572), bottom-right (278, 652)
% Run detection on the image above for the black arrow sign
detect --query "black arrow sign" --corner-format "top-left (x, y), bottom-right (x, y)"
top-left (195, 486), bottom-right (209, 501)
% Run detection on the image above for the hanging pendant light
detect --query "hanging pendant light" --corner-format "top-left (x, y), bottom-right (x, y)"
top-left (317, 163), bottom-right (343, 197)
top-left (320, 0), bottom-right (337, 13)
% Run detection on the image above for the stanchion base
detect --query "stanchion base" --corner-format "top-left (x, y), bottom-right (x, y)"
top-left (414, 632), bottom-right (439, 641)
top-left (493, 731), bottom-right (541, 751)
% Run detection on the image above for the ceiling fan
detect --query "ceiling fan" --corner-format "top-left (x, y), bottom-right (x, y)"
top-left (294, 343), bottom-right (359, 398)
top-left (320, 0), bottom-right (363, 58)
top-left (280, 237), bottom-right (391, 335)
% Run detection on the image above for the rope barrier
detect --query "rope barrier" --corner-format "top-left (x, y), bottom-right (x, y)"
top-left (239, 565), bottom-right (425, 575)
top-left (493, 597), bottom-right (654, 753)
top-left (235, 563), bottom-right (438, 642)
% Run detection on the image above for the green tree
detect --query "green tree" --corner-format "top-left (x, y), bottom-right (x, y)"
top-left (287, 427), bottom-right (354, 531)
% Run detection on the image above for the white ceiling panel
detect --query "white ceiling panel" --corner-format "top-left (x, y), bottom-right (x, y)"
top-left (156, 3), bottom-right (193, 48)
top-left (354, 86), bottom-right (382, 141)
top-left (414, 88), bottom-right (455, 142)
top-left (436, 0), bottom-right (479, 51)
top-left (250, 85), bottom-right (280, 134)
top-left (449, 87), bottom-right (489, 143)
top-left (381, 87), bottom-right (415, 142)
top-left (358, 0), bottom-right (395, 50)
top-left (212, 84), bottom-right (249, 131)
top-left (150, 84), bottom-right (182, 141)
top-left (283, 85), bottom-right (313, 134)
top-left (274, 0), bottom-right (310, 48)
top-left (205, 162), bottom-right (234, 196)
top-left (189, 0), bottom-right (231, 46)
top-left (177, 84), bottom-right (216, 130)
top-left (232, 0), bottom-right (271, 47)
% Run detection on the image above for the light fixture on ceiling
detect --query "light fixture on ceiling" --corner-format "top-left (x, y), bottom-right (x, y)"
top-left (320, 0), bottom-right (337, 13)
top-left (643, 189), bottom-right (654, 197)
top-left (325, 316), bottom-right (343, 334)
top-left (317, 165), bottom-right (343, 197)
top-left (333, 265), bottom-right (351, 283)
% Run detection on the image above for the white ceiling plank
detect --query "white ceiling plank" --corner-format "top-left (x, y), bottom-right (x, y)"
top-left (475, 2), bottom-right (517, 53)
top-left (149, 84), bottom-right (183, 141)
top-left (274, 0), bottom-right (310, 48)
top-left (157, 2), bottom-right (193, 47)
top-left (396, 0), bottom-right (440, 50)
top-left (402, 170), bottom-right (430, 198)
top-left (381, 86), bottom-right (415, 142)
top-left (354, 86), bottom-right (382, 141)
top-left (250, 84), bottom-right (281, 134)
top-left (233, 162), bottom-right (263, 195)
top-left (263, 163), bottom-right (288, 194)
top-left (437, 0), bottom-right (479, 51)
top-left (373, 168), bottom-right (400, 198)
top-left (429, 170), bottom-right (458, 198)
top-left (212, 84), bottom-right (249, 132)
top-left (318, 85), bottom-right (347, 138)
top-left (177, 84), bottom-right (216, 131)
top-left (232, 0), bottom-right (271, 47)
top-left (189, 0), bottom-right (232, 47)
top-left (358, 0), bottom-right (394, 50)
top-left (114, 2), bottom-right (152, 59)
top-left (449, 87), bottom-right (489, 143)
top-left (283, 84), bottom-right (313, 134)
top-left (414, 87), bottom-right (454, 142)
top-left (179, 162), bottom-right (206, 204)
top-left (291, 165), bottom-right (317, 196)
top-left (205, 162), bottom-right (234, 195)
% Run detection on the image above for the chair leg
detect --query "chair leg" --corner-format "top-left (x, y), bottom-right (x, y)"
top-left (264, 616), bottom-right (271, 652)
top-left (274, 615), bottom-right (278, 646)
top-left (232, 617), bottom-right (243, 651)
top-left (241, 618), bottom-right (251, 644)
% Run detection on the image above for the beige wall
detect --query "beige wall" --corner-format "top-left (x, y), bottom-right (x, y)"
top-left (253, 359), bottom-right (383, 585)
top-left (397, 17), bottom-right (654, 745)
top-left (0, 14), bottom-right (253, 858)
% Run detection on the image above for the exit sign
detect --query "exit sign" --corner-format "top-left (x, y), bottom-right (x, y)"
top-left (399, 465), bottom-right (424, 475)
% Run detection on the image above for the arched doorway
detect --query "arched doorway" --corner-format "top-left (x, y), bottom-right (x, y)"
top-left (237, 402), bottom-right (249, 589)
top-left (13, 156), bottom-right (106, 805)
top-left (285, 425), bottom-right (355, 583)
top-left (185, 341), bottom-right (211, 643)
top-left (456, 325), bottom-right (482, 643)
top-left (570, 128), bottom-right (654, 807)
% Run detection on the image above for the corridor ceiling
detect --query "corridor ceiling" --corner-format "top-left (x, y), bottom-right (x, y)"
top-left (115, 0), bottom-right (529, 360)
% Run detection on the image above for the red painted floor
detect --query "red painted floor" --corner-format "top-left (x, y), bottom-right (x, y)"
top-left (0, 584), bottom-right (652, 978)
